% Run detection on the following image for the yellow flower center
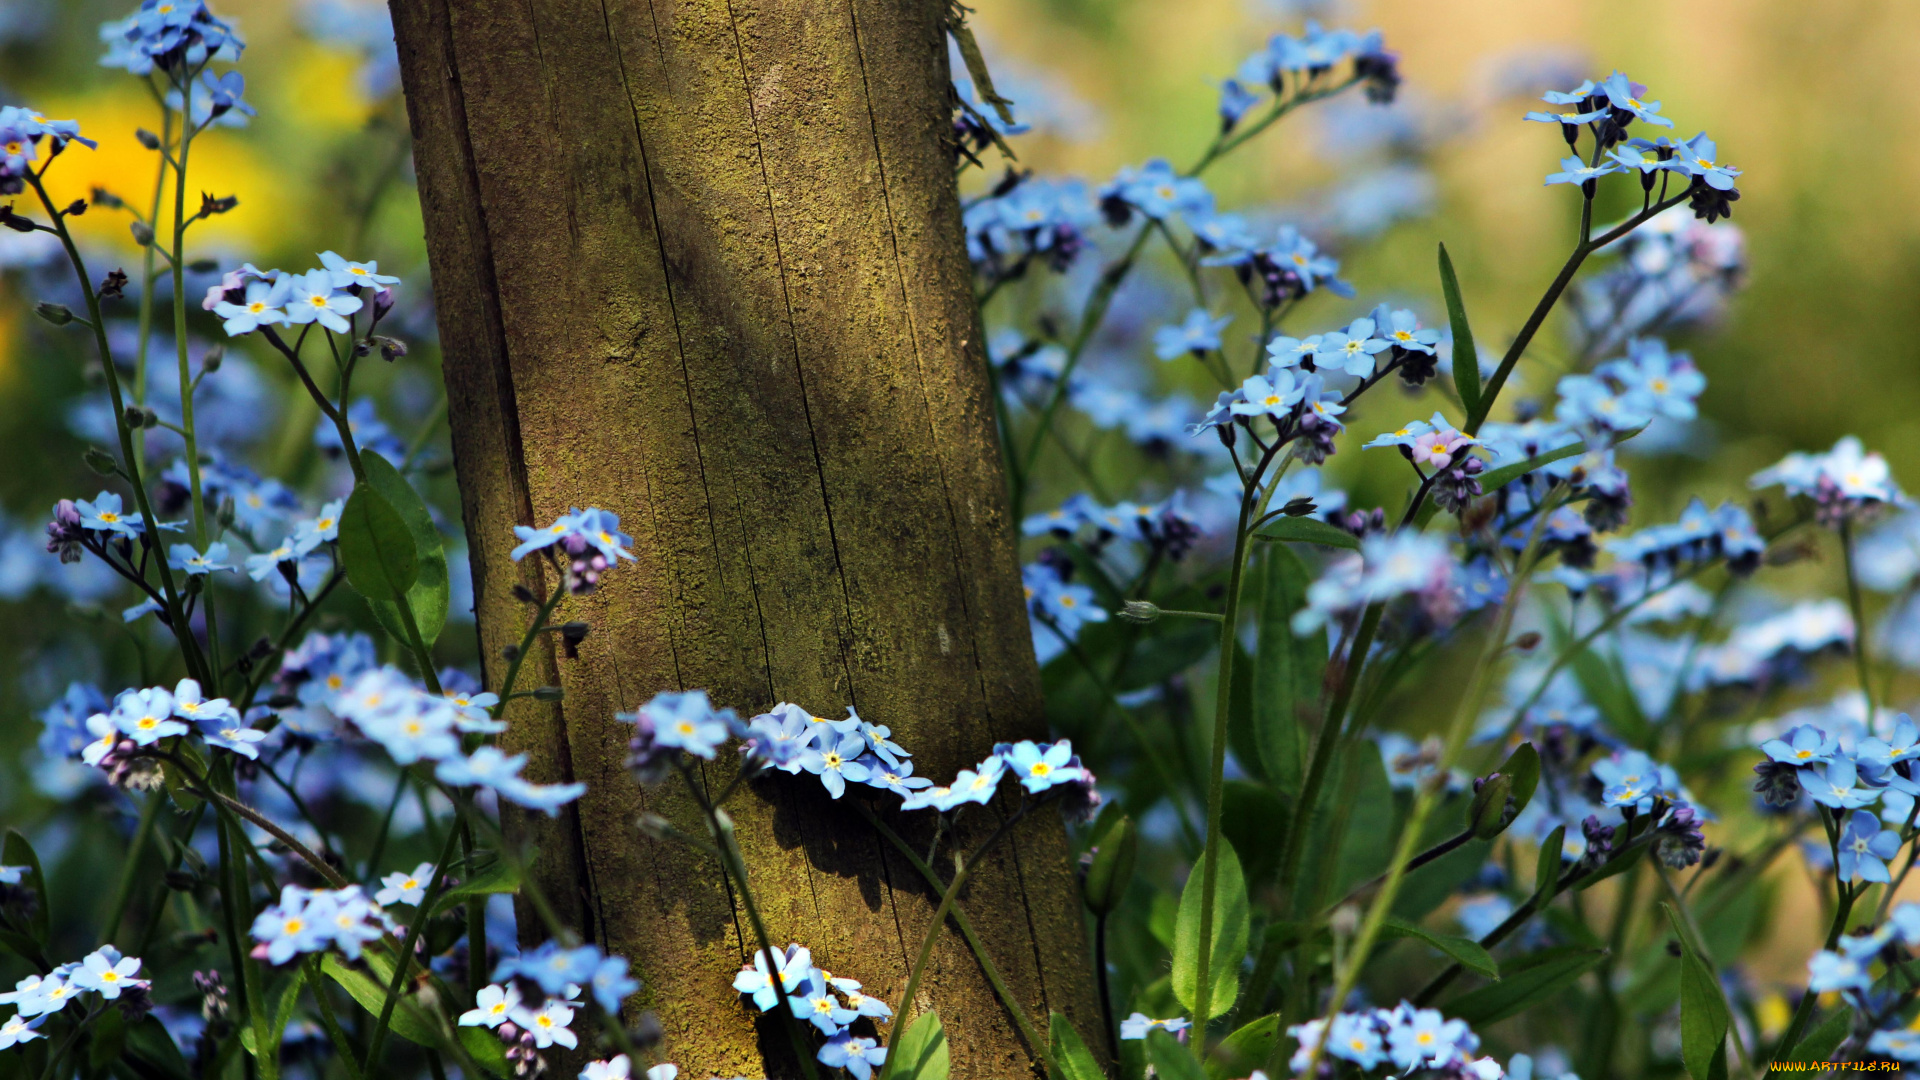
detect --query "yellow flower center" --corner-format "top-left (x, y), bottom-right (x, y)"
top-left (99, 511), bottom-right (120, 523)
top-left (1030, 762), bottom-right (1051, 777)
top-left (284, 918), bottom-right (305, 934)
top-left (309, 294), bottom-right (329, 308)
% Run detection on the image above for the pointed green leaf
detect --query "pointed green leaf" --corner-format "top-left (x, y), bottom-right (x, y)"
top-left (161, 741), bottom-right (205, 815)
top-left (1439, 243), bottom-right (1481, 420)
top-left (1252, 545), bottom-right (1323, 797)
top-left (1207, 1012), bottom-right (1281, 1080)
top-left (126, 1013), bottom-right (193, 1079)
top-left (1499, 742), bottom-right (1541, 818)
top-left (1172, 843), bottom-right (1249, 1020)
top-left (1576, 839), bottom-right (1647, 890)
top-left (338, 479), bottom-right (418, 602)
top-left (269, 962), bottom-right (310, 1061)
top-left (430, 855), bottom-right (526, 915)
top-left (1253, 516), bottom-right (1359, 550)
top-left (1222, 782), bottom-right (1287, 890)
top-left (1380, 915), bottom-right (1499, 978)
top-left (891, 1010), bottom-right (950, 1080)
top-left (1146, 1028), bottom-right (1209, 1080)
top-left (1786, 1005), bottom-right (1852, 1064)
top-left (360, 451), bottom-right (450, 649)
top-left (1047, 1012), bottom-right (1105, 1080)
top-left (3, 830), bottom-right (50, 943)
top-left (1535, 825), bottom-right (1567, 904)
top-left (1445, 946), bottom-right (1606, 1025)
top-left (1664, 903), bottom-right (1731, 1080)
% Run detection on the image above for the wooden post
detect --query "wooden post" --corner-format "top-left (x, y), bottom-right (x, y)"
top-left (386, 0), bottom-right (1100, 1074)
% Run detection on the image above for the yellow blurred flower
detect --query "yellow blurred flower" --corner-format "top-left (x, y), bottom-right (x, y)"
top-left (30, 90), bottom-right (290, 256)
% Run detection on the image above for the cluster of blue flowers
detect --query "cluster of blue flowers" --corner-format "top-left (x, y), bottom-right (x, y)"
top-left (1752, 435), bottom-right (1909, 525)
top-left (1286, 1002), bottom-right (1503, 1077)
top-left (1804, 901), bottom-right (1920, 1062)
top-left (510, 505), bottom-right (638, 594)
top-left (730, 942), bottom-right (892, 1078)
top-left (0, 946), bottom-right (149, 1049)
top-left (98, 0), bottom-right (243, 75)
top-left (459, 939), bottom-right (641, 1069)
top-left (249, 884), bottom-right (392, 965)
top-left (204, 252), bottom-right (396, 337)
top-left (0, 106), bottom-right (94, 195)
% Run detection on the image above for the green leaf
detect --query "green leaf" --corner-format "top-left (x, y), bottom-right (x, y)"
top-left (1207, 1013), bottom-right (1281, 1080)
top-left (1664, 903), bottom-right (1730, 1080)
top-left (1251, 545), bottom-right (1324, 797)
top-left (338, 479), bottom-right (418, 602)
top-left (1535, 825), bottom-right (1567, 904)
top-left (1499, 742), bottom-right (1541, 818)
top-left (1445, 946), bottom-right (1606, 1025)
top-left (1393, 838), bottom-right (1490, 923)
top-left (89, 1002), bottom-right (126, 1069)
top-left (1380, 915), bottom-right (1499, 978)
top-left (126, 1014), bottom-right (193, 1079)
top-left (1439, 243), bottom-right (1481, 419)
top-left (319, 952), bottom-right (509, 1077)
top-left (1222, 781), bottom-right (1287, 890)
top-left (430, 855), bottom-right (525, 915)
top-left (1047, 1012), bottom-right (1104, 1080)
top-left (1171, 842), bottom-right (1249, 1020)
top-left (1786, 1005), bottom-right (1852, 1063)
top-left (269, 962), bottom-right (310, 1061)
top-left (1253, 516), bottom-right (1359, 550)
top-left (891, 1010), bottom-right (950, 1080)
top-left (360, 451), bottom-right (450, 650)
top-left (1146, 1028), bottom-right (1209, 1080)
top-left (1332, 741), bottom-right (1395, 899)
top-left (3, 830), bottom-right (50, 943)
top-left (161, 740), bottom-right (205, 815)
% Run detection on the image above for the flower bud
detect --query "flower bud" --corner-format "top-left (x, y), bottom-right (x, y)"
top-left (33, 302), bottom-right (72, 326)
top-left (130, 221), bottom-right (154, 247)
top-left (1117, 600), bottom-right (1160, 624)
top-left (83, 447), bottom-right (118, 476)
top-left (135, 128), bottom-right (161, 150)
top-left (1468, 771), bottom-right (1516, 840)
top-left (531, 686), bottom-right (564, 702)
top-left (1081, 815), bottom-right (1137, 916)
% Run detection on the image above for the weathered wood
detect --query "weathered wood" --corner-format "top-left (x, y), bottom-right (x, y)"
top-left (385, 0), bottom-right (1100, 1074)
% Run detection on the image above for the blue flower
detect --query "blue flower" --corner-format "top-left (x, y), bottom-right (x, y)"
top-left (168, 541), bottom-right (234, 575)
top-left (732, 943), bottom-right (813, 1012)
top-left (1004, 740), bottom-right (1082, 793)
top-left (1118, 1013), bottom-right (1190, 1040)
top-left (113, 686), bottom-right (185, 745)
top-left (742, 703), bottom-right (820, 772)
top-left (1314, 317), bottom-right (1390, 377)
top-left (1544, 155), bottom-right (1623, 188)
top-left (817, 1033), bottom-right (887, 1080)
top-left (501, 941), bottom-right (604, 996)
top-left (1597, 339), bottom-right (1704, 421)
top-left (70, 947), bottom-right (145, 999)
top-left (1325, 1012), bottom-right (1385, 1069)
top-left (798, 733), bottom-right (871, 799)
top-left (319, 250), bottom-right (400, 289)
top-left (459, 983), bottom-right (521, 1029)
top-left (213, 277), bottom-right (290, 336)
top-left (375, 863), bottom-right (435, 906)
top-left (1266, 333), bottom-right (1322, 370)
top-left (1555, 373), bottom-right (1654, 432)
top-left (1670, 132), bottom-right (1741, 191)
top-left (1597, 72), bottom-right (1675, 129)
top-left (74, 492), bottom-right (139, 536)
top-left (944, 756), bottom-right (1007, 807)
top-left (1386, 1007), bottom-right (1467, 1071)
top-left (1101, 158), bottom-right (1213, 222)
top-left (1229, 370), bottom-right (1303, 421)
top-left (1217, 78), bottom-right (1261, 131)
top-left (1868, 1028), bottom-right (1920, 1063)
top-left (1801, 757), bottom-right (1883, 811)
top-left (862, 756), bottom-right (934, 797)
top-left (640, 690), bottom-right (733, 760)
top-left (284, 269), bottom-right (363, 334)
top-left (510, 509), bottom-right (587, 561)
top-left (1807, 949), bottom-right (1872, 994)
top-left (590, 954), bottom-right (639, 1013)
top-left (1838, 810), bottom-right (1902, 883)
top-left (0, 1013), bottom-right (43, 1050)
top-left (1523, 79), bottom-right (1606, 125)
top-left (824, 975), bottom-right (892, 1020)
top-left (1153, 310), bottom-right (1231, 360)
top-left (1378, 308), bottom-right (1441, 354)
top-left (292, 499), bottom-right (346, 552)
top-left (250, 886), bottom-right (334, 965)
top-left (789, 971), bottom-right (856, 1035)
top-left (1760, 724), bottom-right (1838, 767)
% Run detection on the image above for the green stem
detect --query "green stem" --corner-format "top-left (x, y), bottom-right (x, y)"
top-left (1298, 490), bottom-right (1561, 1078)
top-left (1766, 885), bottom-right (1856, 1074)
top-left (1466, 190), bottom-right (1691, 434)
top-left (855, 803), bottom-right (1046, 1056)
top-left (879, 806), bottom-right (1034, 1080)
top-left (1279, 600), bottom-right (1381, 893)
top-left (307, 955), bottom-right (367, 1080)
top-left (364, 824), bottom-right (464, 1073)
top-left (460, 820), bottom-right (486, 1007)
top-left (24, 171), bottom-right (204, 682)
top-left (1192, 477), bottom-right (1259, 1030)
top-left (1841, 517), bottom-right (1876, 719)
top-left (100, 789), bottom-right (164, 945)
top-left (490, 577), bottom-right (569, 718)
